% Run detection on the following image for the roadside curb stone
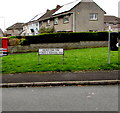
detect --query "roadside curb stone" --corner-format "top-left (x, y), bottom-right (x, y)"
top-left (1, 80), bottom-right (120, 88)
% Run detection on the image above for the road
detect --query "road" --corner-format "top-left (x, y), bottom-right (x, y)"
top-left (2, 85), bottom-right (119, 111)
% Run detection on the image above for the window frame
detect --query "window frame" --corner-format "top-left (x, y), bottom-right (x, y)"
top-left (36, 23), bottom-right (38, 26)
top-left (54, 18), bottom-right (58, 25)
top-left (89, 13), bottom-right (98, 21)
top-left (63, 15), bottom-right (69, 24)
top-left (46, 20), bottom-right (50, 26)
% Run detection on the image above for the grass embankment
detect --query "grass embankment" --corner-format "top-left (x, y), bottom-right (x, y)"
top-left (2, 47), bottom-right (119, 74)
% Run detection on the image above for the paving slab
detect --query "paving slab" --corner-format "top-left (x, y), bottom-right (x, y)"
top-left (1, 70), bottom-right (119, 83)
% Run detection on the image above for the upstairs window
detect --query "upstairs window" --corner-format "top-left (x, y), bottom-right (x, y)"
top-left (39, 22), bottom-right (42, 27)
top-left (54, 18), bottom-right (58, 25)
top-left (46, 20), bottom-right (50, 26)
top-left (63, 15), bottom-right (69, 24)
top-left (36, 23), bottom-right (38, 26)
top-left (89, 13), bottom-right (98, 21)
top-left (36, 28), bottom-right (38, 31)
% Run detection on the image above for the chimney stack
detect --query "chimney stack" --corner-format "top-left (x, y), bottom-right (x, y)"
top-left (56, 5), bottom-right (61, 8)
top-left (46, 9), bottom-right (50, 12)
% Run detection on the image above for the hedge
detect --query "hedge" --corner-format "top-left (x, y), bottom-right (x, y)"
top-left (8, 32), bottom-right (120, 45)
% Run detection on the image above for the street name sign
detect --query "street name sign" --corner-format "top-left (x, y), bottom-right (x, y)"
top-left (38, 48), bottom-right (64, 65)
top-left (0, 48), bottom-right (7, 57)
top-left (38, 48), bottom-right (64, 55)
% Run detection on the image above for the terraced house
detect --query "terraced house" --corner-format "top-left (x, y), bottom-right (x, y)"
top-left (23, 0), bottom-right (106, 35)
top-left (6, 23), bottom-right (24, 36)
top-left (104, 15), bottom-right (120, 32)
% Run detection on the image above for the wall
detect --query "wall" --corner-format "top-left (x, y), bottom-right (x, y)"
top-left (7, 29), bottom-right (22, 36)
top-left (41, 15), bottom-right (72, 32)
top-left (8, 41), bottom-right (108, 53)
top-left (54, 15), bottom-right (73, 32)
top-left (71, 2), bottom-right (105, 32)
top-left (104, 23), bottom-right (120, 32)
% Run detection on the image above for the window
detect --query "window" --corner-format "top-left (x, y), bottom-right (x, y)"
top-left (89, 30), bottom-right (94, 32)
top-left (36, 23), bottom-right (38, 26)
top-left (89, 13), bottom-right (98, 20)
top-left (54, 18), bottom-right (58, 25)
top-left (39, 22), bottom-right (43, 27)
top-left (46, 20), bottom-right (50, 26)
top-left (36, 28), bottom-right (38, 31)
top-left (63, 15), bottom-right (69, 24)
top-left (89, 30), bottom-right (98, 32)
top-left (31, 29), bottom-right (34, 33)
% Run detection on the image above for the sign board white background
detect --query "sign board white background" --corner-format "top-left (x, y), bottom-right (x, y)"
top-left (39, 48), bottom-right (64, 55)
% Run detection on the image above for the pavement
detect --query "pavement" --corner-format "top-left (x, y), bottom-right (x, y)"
top-left (0, 70), bottom-right (120, 87)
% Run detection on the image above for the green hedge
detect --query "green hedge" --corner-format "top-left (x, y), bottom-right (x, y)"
top-left (8, 32), bottom-right (120, 45)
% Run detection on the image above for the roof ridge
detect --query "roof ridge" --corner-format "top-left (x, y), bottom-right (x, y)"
top-left (62, 0), bottom-right (80, 6)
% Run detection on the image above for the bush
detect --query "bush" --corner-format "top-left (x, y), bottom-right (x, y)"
top-left (9, 38), bottom-right (21, 46)
top-left (39, 26), bottom-right (55, 33)
top-left (20, 32), bottom-right (105, 45)
top-left (8, 32), bottom-right (120, 46)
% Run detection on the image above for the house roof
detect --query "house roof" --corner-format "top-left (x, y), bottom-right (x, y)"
top-left (104, 15), bottom-right (120, 23)
top-left (7, 23), bottom-right (24, 30)
top-left (30, 12), bottom-right (46, 22)
top-left (25, 0), bottom-right (105, 23)
top-left (25, 0), bottom-right (106, 24)
top-left (23, 13), bottom-right (46, 26)
top-left (53, 0), bottom-right (106, 15)
top-left (38, 5), bottom-right (62, 21)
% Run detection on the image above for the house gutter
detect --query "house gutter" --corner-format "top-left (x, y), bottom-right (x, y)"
top-left (39, 12), bottom-right (73, 22)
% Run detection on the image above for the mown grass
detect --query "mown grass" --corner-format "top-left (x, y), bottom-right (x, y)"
top-left (1, 47), bottom-right (119, 74)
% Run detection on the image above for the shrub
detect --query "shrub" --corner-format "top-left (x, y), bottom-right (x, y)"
top-left (9, 38), bottom-right (21, 46)
top-left (39, 26), bottom-right (55, 33)
top-left (8, 32), bottom-right (120, 46)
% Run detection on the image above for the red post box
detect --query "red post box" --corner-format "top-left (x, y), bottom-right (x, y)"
top-left (2, 37), bottom-right (8, 55)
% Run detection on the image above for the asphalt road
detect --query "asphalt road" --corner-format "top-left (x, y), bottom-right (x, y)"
top-left (2, 85), bottom-right (119, 111)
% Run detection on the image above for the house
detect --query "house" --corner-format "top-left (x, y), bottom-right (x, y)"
top-left (22, 12), bottom-right (45, 36)
top-left (104, 15), bottom-right (120, 32)
top-left (38, 0), bottom-right (106, 32)
top-left (6, 23), bottom-right (24, 36)
top-left (0, 28), bottom-right (4, 37)
top-left (23, 0), bottom-right (106, 36)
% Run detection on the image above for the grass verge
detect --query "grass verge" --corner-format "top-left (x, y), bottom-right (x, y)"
top-left (2, 47), bottom-right (119, 74)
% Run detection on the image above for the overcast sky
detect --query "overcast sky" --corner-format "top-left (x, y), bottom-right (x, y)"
top-left (0, 0), bottom-right (119, 31)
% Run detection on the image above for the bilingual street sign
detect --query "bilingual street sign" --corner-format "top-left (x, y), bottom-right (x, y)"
top-left (39, 48), bottom-right (64, 55)
top-left (0, 48), bottom-right (7, 57)
top-left (38, 48), bottom-right (64, 65)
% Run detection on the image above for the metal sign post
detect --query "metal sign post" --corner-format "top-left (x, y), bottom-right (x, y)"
top-left (62, 54), bottom-right (64, 65)
top-left (108, 26), bottom-right (111, 64)
top-left (38, 54), bottom-right (40, 65)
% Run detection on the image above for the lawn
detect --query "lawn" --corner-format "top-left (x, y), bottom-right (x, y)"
top-left (1, 47), bottom-right (119, 74)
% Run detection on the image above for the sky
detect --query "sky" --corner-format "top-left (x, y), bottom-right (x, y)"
top-left (0, 0), bottom-right (119, 31)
